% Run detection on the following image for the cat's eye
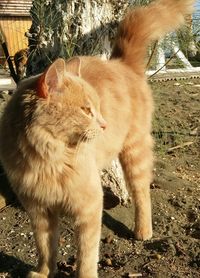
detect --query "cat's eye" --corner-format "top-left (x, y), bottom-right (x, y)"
top-left (81, 106), bottom-right (93, 117)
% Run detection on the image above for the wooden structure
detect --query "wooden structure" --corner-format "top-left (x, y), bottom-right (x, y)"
top-left (0, 0), bottom-right (32, 65)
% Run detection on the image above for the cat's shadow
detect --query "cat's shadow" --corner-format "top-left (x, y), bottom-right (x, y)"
top-left (102, 211), bottom-right (133, 239)
top-left (0, 251), bottom-right (31, 278)
top-left (0, 164), bottom-right (17, 207)
top-left (0, 252), bottom-right (74, 278)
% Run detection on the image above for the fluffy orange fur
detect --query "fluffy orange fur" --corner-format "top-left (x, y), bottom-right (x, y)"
top-left (0, 1), bottom-right (194, 277)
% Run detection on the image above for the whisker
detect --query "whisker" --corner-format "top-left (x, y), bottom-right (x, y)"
top-left (72, 127), bottom-right (100, 167)
top-left (74, 130), bottom-right (91, 166)
top-left (73, 132), bottom-right (87, 166)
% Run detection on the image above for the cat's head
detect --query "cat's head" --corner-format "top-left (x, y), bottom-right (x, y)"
top-left (32, 57), bottom-right (106, 148)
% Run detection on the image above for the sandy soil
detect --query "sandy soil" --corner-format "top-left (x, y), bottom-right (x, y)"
top-left (0, 79), bottom-right (199, 278)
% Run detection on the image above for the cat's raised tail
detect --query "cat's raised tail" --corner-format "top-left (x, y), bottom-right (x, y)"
top-left (111, 0), bottom-right (195, 75)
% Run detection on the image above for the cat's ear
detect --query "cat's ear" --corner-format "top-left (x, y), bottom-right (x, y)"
top-left (65, 57), bottom-right (81, 77)
top-left (37, 58), bottom-right (66, 98)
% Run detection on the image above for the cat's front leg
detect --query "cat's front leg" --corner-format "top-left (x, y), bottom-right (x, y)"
top-left (23, 202), bottom-right (59, 278)
top-left (71, 173), bottom-right (103, 278)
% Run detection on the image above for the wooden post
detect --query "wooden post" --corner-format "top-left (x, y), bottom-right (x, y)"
top-left (0, 27), bottom-right (18, 84)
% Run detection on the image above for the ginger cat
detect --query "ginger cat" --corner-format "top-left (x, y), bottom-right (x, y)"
top-left (14, 48), bottom-right (28, 80)
top-left (0, 1), bottom-right (194, 277)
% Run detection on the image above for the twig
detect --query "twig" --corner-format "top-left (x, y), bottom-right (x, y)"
top-left (149, 48), bottom-right (180, 78)
top-left (167, 141), bottom-right (194, 153)
top-left (0, 203), bottom-right (12, 213)
top-left (146, 41), bottom-right (158, 69)
top-left (126, 273), bottom-right (143, 278)
top-left (153, 130), bottom-right (199, 137)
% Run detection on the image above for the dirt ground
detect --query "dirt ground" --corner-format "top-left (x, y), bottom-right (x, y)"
top-left (0, 79), bottom-right (199, 278)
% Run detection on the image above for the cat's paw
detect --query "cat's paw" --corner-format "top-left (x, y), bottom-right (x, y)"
top-left (134, 227), bottom-right (152, 241)
top-left (26, 271), bottom-right (48, 278)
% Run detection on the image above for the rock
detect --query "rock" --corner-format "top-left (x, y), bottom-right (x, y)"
top-left (0, 195), bottom-right (6, 210)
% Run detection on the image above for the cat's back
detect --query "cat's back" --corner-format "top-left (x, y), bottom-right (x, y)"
top-left (78, 56), bottom-right (136, 121)
top-left (77, 56), bottom-right (151, 111)
top-left (77, 56), bottom-right (153, 167)
top-left (79, 56), bottom-right (135, 95)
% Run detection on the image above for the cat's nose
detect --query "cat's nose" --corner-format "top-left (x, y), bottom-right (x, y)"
top-left (97, 114), bottom-right (107, 130)
top-left (100, 121), bottom-right (107, 130)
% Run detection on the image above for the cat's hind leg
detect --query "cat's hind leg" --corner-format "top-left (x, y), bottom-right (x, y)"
top-left (119, 133), bottom-right (153, 240)
top-left (25, 205), bottom-right (59, 278)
